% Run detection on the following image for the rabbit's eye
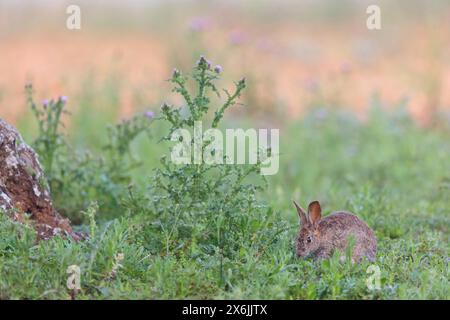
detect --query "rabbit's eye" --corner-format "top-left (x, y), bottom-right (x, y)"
top-left (306, 236), bottom-right (312, 243)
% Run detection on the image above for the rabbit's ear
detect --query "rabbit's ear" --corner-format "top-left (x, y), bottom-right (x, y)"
top-left (308, 201), bottom-right (322, 225)
top-left (293, 200), bottom-right (308, 225)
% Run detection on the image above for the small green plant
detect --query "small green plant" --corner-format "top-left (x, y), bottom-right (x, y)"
top-left (82, 201), bottom-right (99, 239)
top-left (26, 85), bottom-right (154, 222)
top-left (26, 84), bottom-right (67, 177)
top-left (104, 113), bottom-right (153, 177)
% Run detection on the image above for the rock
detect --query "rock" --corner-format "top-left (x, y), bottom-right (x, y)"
top-left (0, 118), bottom-right (79, 240)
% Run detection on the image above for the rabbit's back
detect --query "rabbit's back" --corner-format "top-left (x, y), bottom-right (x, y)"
top-left (318, 211), bottom-right (377, 262)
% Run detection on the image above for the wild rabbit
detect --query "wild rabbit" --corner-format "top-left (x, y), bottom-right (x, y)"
top-left (293, 200), bottom-right (377, 263)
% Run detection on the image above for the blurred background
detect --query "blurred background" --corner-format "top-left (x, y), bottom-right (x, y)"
top-left (1, 0), bottom-right (449, 128)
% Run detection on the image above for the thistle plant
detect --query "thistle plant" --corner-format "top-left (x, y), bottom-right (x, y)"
top-left (161, 56), bottom-right (246, 137)
top-left (103, 112), bottom-right (153, 183)
top-left (26, 84), bottom-right (154, 222)
top-left (147, 56), bottom-right (285, 284)
top-left (26, 84), bottom-right (68, 177)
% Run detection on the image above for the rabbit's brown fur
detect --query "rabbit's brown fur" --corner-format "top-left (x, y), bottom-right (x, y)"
top-left (294, 200), bottom-right (377, 263)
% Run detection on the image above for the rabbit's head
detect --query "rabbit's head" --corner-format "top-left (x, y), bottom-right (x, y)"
top-left (293, 200), bottom-right (322, 258)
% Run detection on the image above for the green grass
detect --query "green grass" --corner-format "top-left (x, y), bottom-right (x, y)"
top-left (1, 98), bottom-right (449, 299)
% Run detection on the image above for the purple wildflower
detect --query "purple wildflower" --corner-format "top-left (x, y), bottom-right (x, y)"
top-left (59, 96), bottom-right (68, 103)
top-left (42, 99), bottom-right (49, 108)
top-left (197, 55), bottom-right (211, 69)
top-left (172, 68), bottom-right (181, 78)
top-left (189, 17), bottom-right (211, 32)
top-left (144, 110), bottom-right (155, 119)
top-left (205, 59), bottom-right (212, 69)
top-left (214, 65), bottom-right (222, 74)
top-left (197, 56), bottom-right (204, 66)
